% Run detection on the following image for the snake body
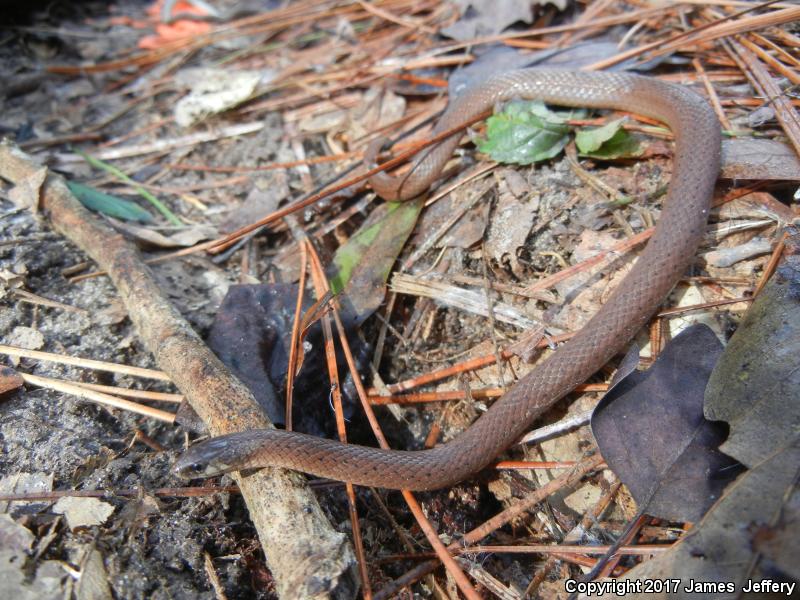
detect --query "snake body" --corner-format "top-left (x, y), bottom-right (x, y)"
top-left (174, 69), bottom-right (721, 490)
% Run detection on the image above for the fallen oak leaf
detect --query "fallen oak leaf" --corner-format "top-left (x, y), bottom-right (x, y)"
top-left (704, 253), bottom-right (800, 468)
top-left (599, 442), bottom-right (800, 599)
top-left (591, 324), bottom-right (742, 523)
top-left (441, 0), bottom-right (543, 41)
top-left (580, 325), bottom-right (744, 585)
top-left (750, 483), bottom-right (800, 582)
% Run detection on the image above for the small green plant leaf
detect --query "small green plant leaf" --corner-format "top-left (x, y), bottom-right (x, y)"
top-left (476, 101), bottom-right (571, 165)
top-left (576, 118), bottom-right (641, 159)
top-left (328, 198), bottom-right (424, 325)
top-left (73, 149), bottom-right (182, 225)
top-left (66, 181), bottom-right (153, 223)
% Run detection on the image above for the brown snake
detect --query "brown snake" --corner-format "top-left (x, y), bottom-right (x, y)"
top-left (174, 69), bottom-right (721, 490)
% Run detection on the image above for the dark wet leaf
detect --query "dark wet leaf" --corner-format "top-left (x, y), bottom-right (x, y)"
top-left (476, 100), bottom-right (571, 165)
top-left (204, 284), bottom-right (367, 436)
top-left (329, 197), bottom-right (423, 326)
top-left (607, 341), bottom-right (641, 392)
top-left (604, 442), bottom-right (800, 599)
top-left (705, 256), bottom-right (800, 467)
top-left (591, 324), bottom-right (742, 522)
top-left (67, 181), bottom-right (153, 223)
top-left (575, 118), bottom-right (641, 159)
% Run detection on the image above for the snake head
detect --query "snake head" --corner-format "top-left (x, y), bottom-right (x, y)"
top-left (172, 436), bottom-right (239, 479)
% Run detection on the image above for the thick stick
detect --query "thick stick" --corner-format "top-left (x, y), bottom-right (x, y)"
top-left (0, 141), bottom-right (358, 600)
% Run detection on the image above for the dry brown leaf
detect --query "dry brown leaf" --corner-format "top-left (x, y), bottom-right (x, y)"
top-left (0, 366), bottom-right (24, 396)
top-left (52, 496), bottom-right (115, 531)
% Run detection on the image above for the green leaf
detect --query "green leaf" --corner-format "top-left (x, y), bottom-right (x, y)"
top-left (328, 198), bottom-right (424, 324)
top-left (476, 100), bottom-right (571, 165)
top-left (66, 181), bottom-right (153, 222)
top-left (576, 118), bottom-right (641, 159)
top-left (73, 149), bottom-right (183, 226)
top-left (575, 118), bottom-right (624, 153)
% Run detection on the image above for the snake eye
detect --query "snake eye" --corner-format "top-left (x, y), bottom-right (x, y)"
top-left (174, 460), bottom-right (205, 477)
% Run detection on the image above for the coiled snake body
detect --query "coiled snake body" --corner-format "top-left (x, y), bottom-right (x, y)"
top-left (174, 70), bottom-right (721, 490)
